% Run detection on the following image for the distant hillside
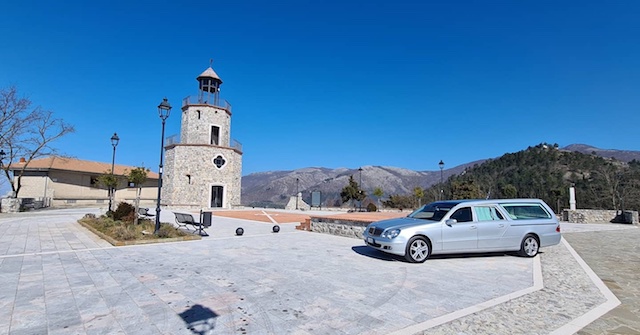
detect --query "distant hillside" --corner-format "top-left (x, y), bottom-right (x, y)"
top-left (562, 144), bottom-right (640, 162)
top-left (424, 143), bottom-right (640, 213)
top-left (241, 143), bottom-right (640, 210)
top-left (241, 161), bottom-right (483, 208)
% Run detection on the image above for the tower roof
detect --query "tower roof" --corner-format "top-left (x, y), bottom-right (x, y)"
top-left (197, 67), bottom-right (223, 83)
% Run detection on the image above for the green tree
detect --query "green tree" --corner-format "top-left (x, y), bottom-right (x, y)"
top-left (413, 186), bottom-right (424, 207)
top-left (373, 187), bottom-right (384, 209)
top-left (451, 180), bottom-right (482, 199)
top-left (340, 175), bottom-right (365, 209)
top-left (127, 167), bottom-right (149, 225)
top-left (97, 170), bottom-right (118, 212)
top-left (501, 184), bottom-right (517, 198)
top-left (382, 194), bottom-right (414, 210)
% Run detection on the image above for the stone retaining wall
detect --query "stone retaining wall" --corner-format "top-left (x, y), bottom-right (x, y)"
top-left (562, 209), bottom-right (638, 224)
top-left (309, 217), bottom-right (369, 239)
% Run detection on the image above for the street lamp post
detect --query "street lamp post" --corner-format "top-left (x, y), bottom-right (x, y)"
top-left (358, 167), bottom-right (363, 211)
top-left (295, 178), bottom-right (299, 210)
top-left (438, 160), bottom-right (445, 200)
top-left (108, 133), bottom-right (119, 212)
top-left (154, 98), bottom-right (172, 235)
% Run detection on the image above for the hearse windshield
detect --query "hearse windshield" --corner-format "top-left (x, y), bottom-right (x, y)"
top-left (408, 202), bottom-right (457, 221)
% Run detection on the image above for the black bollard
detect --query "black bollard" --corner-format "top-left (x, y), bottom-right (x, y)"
top-left (236, 227), bottom-right (244, 236)
top-left (272, 225), bottom-right (280, 233)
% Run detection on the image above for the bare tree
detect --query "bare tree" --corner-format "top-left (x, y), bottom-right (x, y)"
top-left (0, 86), bottom-right (75, 197)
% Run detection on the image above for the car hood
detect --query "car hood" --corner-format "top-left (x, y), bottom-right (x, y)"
top-left (367, 217), bottom-right (437, 230)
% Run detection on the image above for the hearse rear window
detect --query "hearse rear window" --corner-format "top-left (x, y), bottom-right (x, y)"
top-left (500, 203), bottom-right (551, 220)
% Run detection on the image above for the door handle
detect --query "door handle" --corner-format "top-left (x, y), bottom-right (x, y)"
top-left (498, 224), bottom-right (504, 228)
top-left (470, 225), bottom-right (477, 230)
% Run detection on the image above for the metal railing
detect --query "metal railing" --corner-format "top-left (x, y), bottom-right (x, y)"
top-left (231, 139), bottom-right (242, 152)
top-left (165, 134), bottom-right (180, 146)
top-left (182, 95), bottom-right (232, 111)
top-left (164, 135), bottom-right (242, 152)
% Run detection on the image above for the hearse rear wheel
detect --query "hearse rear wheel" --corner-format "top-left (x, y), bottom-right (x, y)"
top-left (519, 234), bottom-right (539, 257)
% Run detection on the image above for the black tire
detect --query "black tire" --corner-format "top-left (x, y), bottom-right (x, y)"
top-left (404, 236), bottom-right (431, 263)
top-left (519, 234), bottom-right (539, 257)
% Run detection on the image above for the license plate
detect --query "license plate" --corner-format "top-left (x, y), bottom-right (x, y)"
top-left (367, 237), bottom-right (374, 244)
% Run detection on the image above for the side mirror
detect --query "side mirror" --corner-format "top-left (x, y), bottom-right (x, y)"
top-left (445, 219), bottom-right (457, 226)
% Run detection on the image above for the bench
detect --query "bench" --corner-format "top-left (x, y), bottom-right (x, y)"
top-left (174, 212), bottom-right (211, 236)
top-left (138, 207), bottom-right (155, 219)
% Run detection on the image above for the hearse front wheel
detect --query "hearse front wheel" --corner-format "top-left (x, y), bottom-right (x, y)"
top-left (405, 236), bottom-right (431, 263)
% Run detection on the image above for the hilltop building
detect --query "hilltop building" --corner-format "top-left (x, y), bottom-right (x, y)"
top-left (3, 156), bottom-right (159, 210)
top-left (162, 65), bottom-right (243, 209)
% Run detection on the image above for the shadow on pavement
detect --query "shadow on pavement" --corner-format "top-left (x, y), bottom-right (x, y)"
top-left (353, 245), bottom-right (527, 263)
top-left (179, 304), bottom-right (219, 335)
top-left (429, 251), bottom-right (513, 260)
top-left (351, 245), bottom-right (400, 261)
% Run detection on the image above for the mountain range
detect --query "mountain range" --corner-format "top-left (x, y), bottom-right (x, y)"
top-left (240, 144), bottom-right (640, 207)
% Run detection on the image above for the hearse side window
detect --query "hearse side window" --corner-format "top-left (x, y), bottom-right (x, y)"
top-left (500, 203), bottom-right (551, 220)
top-left (474, 206), bottom-right (504, 221)
top-left (450, 207), bottom-right (473, 222)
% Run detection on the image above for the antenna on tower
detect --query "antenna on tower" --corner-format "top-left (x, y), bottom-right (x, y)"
top-left (209, 58), bottom-right (213, 67)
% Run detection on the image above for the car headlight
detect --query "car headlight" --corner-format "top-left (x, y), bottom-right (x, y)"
top-left (382, 229), bottom-right (401, 239)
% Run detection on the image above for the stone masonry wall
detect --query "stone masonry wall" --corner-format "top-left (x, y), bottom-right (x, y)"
top-left (562, 209), bottom-right (638, 224)
top-left (163, 144), bottom-right (241, 209)
top-left (310, 217), bottom-right (370, 239)
top-left (180, 105), bottom-right (231, 147)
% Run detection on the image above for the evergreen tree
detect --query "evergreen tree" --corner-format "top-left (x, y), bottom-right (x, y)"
top-left (340, 175), bottom-right (365, 209)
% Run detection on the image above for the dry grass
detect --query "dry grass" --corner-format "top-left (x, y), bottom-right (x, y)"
top-left (78, 215), bottom-right (190, 241)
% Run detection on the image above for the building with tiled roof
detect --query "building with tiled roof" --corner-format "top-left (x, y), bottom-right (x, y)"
top-left (6, 156), bottom-right (159, 209)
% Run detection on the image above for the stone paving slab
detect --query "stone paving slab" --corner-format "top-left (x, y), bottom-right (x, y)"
top-left (563, 228), bottom-right (640, 335)
top-left (0, 208), bottom-right (634, 334)
top-left (0, 208), bottom-right (111, 257)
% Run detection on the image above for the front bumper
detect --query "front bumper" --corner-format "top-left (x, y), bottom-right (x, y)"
top-left (363, 235), bottom-right (407, 256)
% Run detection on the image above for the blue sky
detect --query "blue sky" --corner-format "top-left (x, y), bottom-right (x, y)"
top-left (1, 1), bottom-right (639, 176)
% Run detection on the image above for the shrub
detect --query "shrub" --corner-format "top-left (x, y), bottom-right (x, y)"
top-left (100, 217), bottom-right (118, 229)
top-left (112, 225), bottom-right (137, 240)
top-left (366, 202), bottom-right (378, 212)
top-left (157, 223), bottom-right (179, 238)
top-left (113, 202), bottom-right (135, 222)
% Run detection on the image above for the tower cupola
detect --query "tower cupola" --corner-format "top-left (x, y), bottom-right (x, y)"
top-left (196, 65), bottom-right (223, 105)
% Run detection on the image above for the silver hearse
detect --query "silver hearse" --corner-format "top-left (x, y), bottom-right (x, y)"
top-left (363, 199), bottom-right (561, 263)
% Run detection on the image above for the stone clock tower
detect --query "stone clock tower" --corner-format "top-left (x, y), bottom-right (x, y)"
top-left (162, 65), bottom-right (243, 209)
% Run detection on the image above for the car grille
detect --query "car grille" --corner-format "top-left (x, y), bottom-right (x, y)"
top-left (368, 227), bottom-right (383, 236)
top-left (366, 240), bottom-right (381, 248)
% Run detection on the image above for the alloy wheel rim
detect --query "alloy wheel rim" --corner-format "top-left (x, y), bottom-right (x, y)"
top-left (411, 240), bottom-right (429, 261)
top-left (525, 237), bottom-right (538, 256)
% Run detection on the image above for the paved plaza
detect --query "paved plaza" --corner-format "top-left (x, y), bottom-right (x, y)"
top-left (0, 208), bottom-right (638, 334)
